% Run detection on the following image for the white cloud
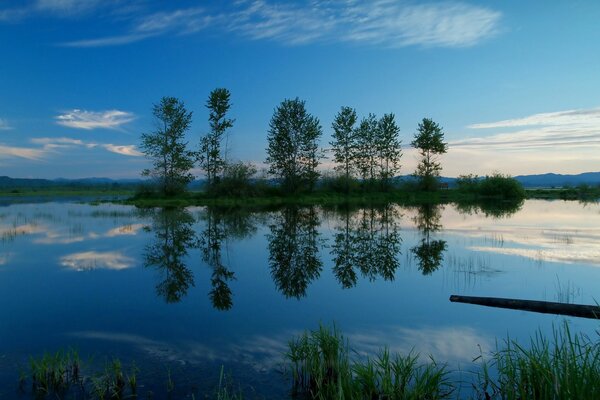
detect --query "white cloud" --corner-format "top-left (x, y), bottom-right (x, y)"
top-left (0, 118), bottom-right (12, 130)
top-left (60, 250), bottom-right (135, 271)
top-left (64, 7), bottom-right (212, 47)
top-left (62, 1), bottom-right (501, 48)
top-left (102, 144), bottom-right (143, 157)
top-left (229, 0), bottom-right (501, 48)
top-left (29, 137), bottom-right (142, 157)
top-left (34, 0), bottom-right (102, 15)
top-left (56, 109), bottom-right (135, 130)
top-left (0, 144), bottom-right (47, 160)
top-left (441, 106), bottom-right (600, 176)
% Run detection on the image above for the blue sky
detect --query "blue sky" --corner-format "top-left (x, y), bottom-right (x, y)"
top-left (1, 0), bottom-right (599, 179)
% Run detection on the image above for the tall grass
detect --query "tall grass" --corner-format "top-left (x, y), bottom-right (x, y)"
top-left (478, 323), bottom-right (600, 399)
top-left (286, 324), bottom-right (453, 399)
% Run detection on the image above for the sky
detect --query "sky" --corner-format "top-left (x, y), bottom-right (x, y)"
top-left (1, 0), bottom-right (600, 179)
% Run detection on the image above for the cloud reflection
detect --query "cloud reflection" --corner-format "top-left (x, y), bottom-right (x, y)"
top-left (60, 251), bottom-right (135, 271)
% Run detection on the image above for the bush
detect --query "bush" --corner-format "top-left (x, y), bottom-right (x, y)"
top-left (210, 161), bottom-right (258, 197)
top-left (478, 173), bottom-right (526, 200)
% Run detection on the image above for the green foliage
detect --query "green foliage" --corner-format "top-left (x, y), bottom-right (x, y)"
top-left (411, 118), bottom-right (448, 191)
top-left (377, 113), bottom-right (402, 190)
top-left (456, 173), bottom-right (526, 200)
top-left (28, 349), bottom-right (81, 396)
top-left (330, 106), bottom-right (358, 190)
top-left (355, 113), bottom-right (380, 185)
top-left (479, 173), bottom-right (526, 199)
top-left (286, 324), bottom-right (453, 399)
top-left (141, 96), bottom-right (195, 196)
top-left (478, 323), bottom-right (600, 400)
top-left (266, 98), bottom-right (323, 194)
top-left (209, 161), bottom-right (258, 197)
top-left (199, 88), bottom-right (235, 187)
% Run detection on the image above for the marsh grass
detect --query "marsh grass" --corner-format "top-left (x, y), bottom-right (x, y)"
top-left (477, 323), bottom-right (600, 400)
top-left (28, 349), bottom-right (82, 396)
top-left (286, 324), bottom-right (453, 399)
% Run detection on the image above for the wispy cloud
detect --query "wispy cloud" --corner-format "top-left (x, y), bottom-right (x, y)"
top-left (0, 144), bottom-right (47, 160)
top-left (0, 0), bottom-right (110, 22)
top-left (414, 106), bottom-right (600, 176)
top-left (65, 7), bottom-right (212, 47)
top-left (0, 118), bottom-right (12, 130)
top-left (30, 136), bottom-right (143, 157)
top-left (56, 109), bottom-right (135, 130)
top-left (454, 107), bottom-right (600, 151)
top-left (62, 1), bottom-right (502, 48)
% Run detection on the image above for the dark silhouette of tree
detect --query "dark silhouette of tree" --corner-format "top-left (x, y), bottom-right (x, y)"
top-left (143, 208), bottom-right (198, 302)
top-left (330, 106), bottom-right (358, 192)
top-left (141, 97), bottom-right (195, 196)
top-left (267, 206), bottom-right (323, 298)
top-left (355, 114), bottom-right (379, 187)
top-left (199, 88), bottom-right (234, 188)
top-left (411, 118), bottom-right (448, 191)
top-left (410, 204), bottom-right (447, 275)
top-left (266, 98), bottom-right (323, 194)
top-left (377, 113), bottom-right (402, 191)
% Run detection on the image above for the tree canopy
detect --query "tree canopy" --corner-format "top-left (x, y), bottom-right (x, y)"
top-left (265, 98), bottom-right (323, 194)
top-left (411, 118), bottom-right (448, 191)
top-left (141, 96), bottom-right (195, 196)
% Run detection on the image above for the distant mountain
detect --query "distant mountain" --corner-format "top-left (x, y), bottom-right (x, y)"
top-left (397, 173), bottom-right (600, 188)
top-left (513, 172), bottom-right (600, 188)
top-left (1, 172), bottom-right (599, 189)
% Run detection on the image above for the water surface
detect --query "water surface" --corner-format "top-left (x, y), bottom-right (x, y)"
top-left (1, 199), bottom-right (599, 397)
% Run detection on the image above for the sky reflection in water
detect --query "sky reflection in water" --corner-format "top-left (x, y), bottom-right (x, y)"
top-left (1, 199), bottom-right (600, 396)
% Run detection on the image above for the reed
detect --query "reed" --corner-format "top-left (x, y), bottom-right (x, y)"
top-left (478, 323), bottom-right (600, 399)
top-left (286, 324), bottom-right (453, 399)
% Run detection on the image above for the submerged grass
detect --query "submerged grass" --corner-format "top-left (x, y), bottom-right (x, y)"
top-left (286, 324), bottom-right (453, 399)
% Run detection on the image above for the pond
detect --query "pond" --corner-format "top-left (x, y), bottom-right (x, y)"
top-left (1, 199), bottom-right (599, 398)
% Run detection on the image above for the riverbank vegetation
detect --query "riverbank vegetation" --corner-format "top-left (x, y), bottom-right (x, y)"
top-left (17, 322), bottom-right (600, 399)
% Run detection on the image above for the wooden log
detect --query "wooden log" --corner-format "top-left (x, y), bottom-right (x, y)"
top-left (449, 295), bottom-right (600, 319)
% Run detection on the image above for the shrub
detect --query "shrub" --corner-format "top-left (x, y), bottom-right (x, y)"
top-left (478, 173), bottom-right (526, 200)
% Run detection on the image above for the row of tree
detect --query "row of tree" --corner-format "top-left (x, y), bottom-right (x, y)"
top-left (140, 90), bottom-right (448, 196)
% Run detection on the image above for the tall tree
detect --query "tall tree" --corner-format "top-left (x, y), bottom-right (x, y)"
top-left (377, 113), bottom-right (402, 190)
top-left (330, 106), bottom-right (358, 191)
top-left (411, 118), bottom-right (448, 191)
top-left (265, 98), bottom-right (323, 194)
top-left (355, 113), bottom-right (379, 186)
top-left (141, 97), bottom-right (195, 196)
top-left (199, 88), bottom-right (234, 187)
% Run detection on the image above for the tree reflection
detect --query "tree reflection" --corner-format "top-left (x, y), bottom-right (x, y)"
top-left (198, 207), bottom-right (247, 311)
top-left (454, 198), bottom-right (524, 218)
top-left (411, 204), bottom-right (447, 275)
top-left (330, 204), bottom-right (402, 288)
top-left (267, 206), bottom-right (323, 299)
top-left (143, 208), bottom-right (198, 303)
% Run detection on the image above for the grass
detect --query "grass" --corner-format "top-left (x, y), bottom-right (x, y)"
top-left (286, 324), bottom-right (453, 399)
top-left (478, 322), bottom-right (600, 400)
top-left (19, 323), bottom-right (600, 399)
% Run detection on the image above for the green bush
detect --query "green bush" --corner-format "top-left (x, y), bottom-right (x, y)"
top-left (478, 173), bottom-right (525, 200)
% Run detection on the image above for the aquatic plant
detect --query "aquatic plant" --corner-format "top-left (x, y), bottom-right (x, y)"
top-left (477, 323), bottom-right (600, 400)
top-left (286, 324), bottom-right (453, 399)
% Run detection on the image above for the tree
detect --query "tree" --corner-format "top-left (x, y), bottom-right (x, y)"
top-left (141, 97), bottom-right (195, 196)
top-left (199, 88), bottom-right (234, 187)
top-left (265, 98), bottom-right (323, 194)
top-left (355, 113), bottom-right (379, 186)
top-left (411, 118), bottom-right (448, 191)
top-left (330, 106), bottom-right (358, 192)
top-left (377, 113), bottom-right (402, 190)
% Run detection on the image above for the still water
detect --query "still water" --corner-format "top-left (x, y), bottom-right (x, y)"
top-left (1, 199), bottom-right (600, 397)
